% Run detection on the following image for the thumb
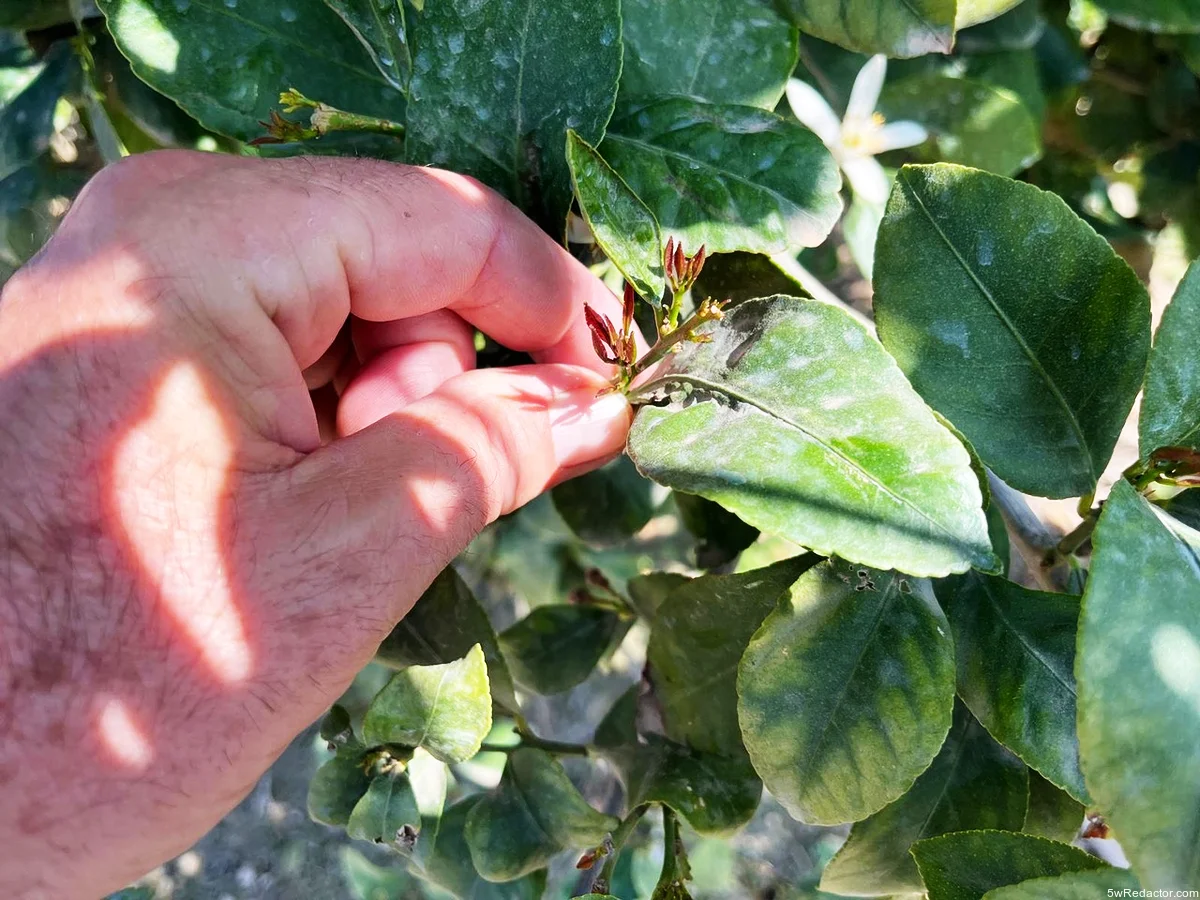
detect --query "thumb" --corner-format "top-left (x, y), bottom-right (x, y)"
top-left (281, 364), bottom-right (631, 616)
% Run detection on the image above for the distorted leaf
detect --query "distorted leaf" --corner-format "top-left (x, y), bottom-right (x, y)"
top-left (347, 771), bottom-right (421, 845)
top-left (362, 644), bottom-right (492, 763)
top-left (874, 164), bottom-right (1150, 498)
top-left (737, 559), bottom-right (956, 824)
top-left (1077, 480), bottom-right (1200, 891)
top-left (673, 492), bottom-right (760, 570)
top-left (628, 295), bottom-right (994, 576)
top-left (1022, 772), bottom-right (1084, 843)
top-left (626, 571), bottom-right (690, 621)
top-left (420, 797), bottom-right (547, 899)
top-left (309, 751), bottom-right (371, 827)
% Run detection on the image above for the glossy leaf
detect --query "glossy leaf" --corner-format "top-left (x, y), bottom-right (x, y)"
top-left (692, 251), bottom-right (806, 306)
top-left (551, 453), bottom-right (657, 546)
top-left (0, 45), bottom-right (77, 181)
top-left (878, 76), bottom-right (1041, 176)
top-left (465, 748), bottom-right (619, 882)
top-left (820, 702), bottom-right (1028, 897)
top-left (362, 644), bottom-right (492, 763)
top-left (421, 797), bottom-right (547, 899)
top-left (619, 0), bottom-right (797, 109)
top-left (376, 567), bottom-right (518, 714)
top-left (1023, 772), bottom-right (1083, 843)
top-left (1077, 480), bottom-right (1200, 891)
top-left (939, 572), bottom-right (1088, 802)
top-left (309, 751), bottom-right (371, 827)
top-left (1092, 1), bottom-right (1200, 34)
top-left (627, 296), bottom-right (995, 577)
top-left (955, 2), bottom-right (1044, 52)
top-left (567, 130), bottom-right (663, 302)
top-left (911, 831), bottom-right (1107, 900)
top-left (499, 605), bottom-right (624, 695)
top-left (673, 493), bottom-right (760, 570)
top-left (595, 686), bottom-right (763, 835)
top-left (602, 99), bottom-right (842, 255)
top-left (955, 0), bottom-right (1026, 28)
top-left (98, 0), bottom-right (401, 142)
top-left (347, 771), bottom-right (421, 845)
top-left (1141, 259), bottom-right (1200, 454)
top-left (405, 0), bottom-right (621, 231)
top-left (737, 559), bottom-right (956, 825)
top-left (647, 555), bottom-right (817, 756)
top-left (774, 0), bottom-right (954, 57)
top-left (874, 164), bottom-right (1151, 499)
top-left (982, 869), bottom-right (1141, 899)
top-left (322, 0), bottom-right (409, 90)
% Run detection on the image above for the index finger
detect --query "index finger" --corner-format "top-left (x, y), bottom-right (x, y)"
top-left (54, 151), bottom-right (624, 371)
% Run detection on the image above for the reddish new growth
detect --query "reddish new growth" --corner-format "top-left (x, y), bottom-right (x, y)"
top-left (585, 282), bottom-right (639, 368)
top-left (664, 236), bottom-right (706, 297)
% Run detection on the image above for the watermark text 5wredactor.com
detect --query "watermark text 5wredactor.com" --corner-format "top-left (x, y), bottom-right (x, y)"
top-left (1109, 891), bottom-right (1200, 898)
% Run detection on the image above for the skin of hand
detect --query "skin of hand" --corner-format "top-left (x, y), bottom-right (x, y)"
top-left (0, 151), bottom-right (632, 899)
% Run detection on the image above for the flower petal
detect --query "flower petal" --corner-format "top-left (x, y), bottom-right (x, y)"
top-left (870, 120), bottom-right (929, 153)
top-left (846, 55), bottom-right (888, 124)
top-left (786, 78), bottom-right (842, 150)
top-left (841, 156), bottom-right (891, 207)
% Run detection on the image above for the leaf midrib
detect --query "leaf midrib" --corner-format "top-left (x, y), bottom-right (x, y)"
top-left (639, 372), bottom-right (964, 544)
top-left (898, 170), bottom-right (1096, 482)
top-left (980, 580), bottom-right (1076, 699)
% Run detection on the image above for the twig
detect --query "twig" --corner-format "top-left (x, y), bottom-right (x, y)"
top-left (590, 803), bottom-right (650, 893)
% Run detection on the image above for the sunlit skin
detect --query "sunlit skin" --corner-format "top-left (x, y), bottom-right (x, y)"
top-left (0, 151), bottom-right (633, 899)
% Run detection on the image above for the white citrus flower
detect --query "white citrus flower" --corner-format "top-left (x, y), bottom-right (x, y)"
top-left (786, 55), bottom-right (928, 206)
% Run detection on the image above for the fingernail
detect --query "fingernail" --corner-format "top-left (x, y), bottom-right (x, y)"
top-left (550, 391), bottom-right (631, 469)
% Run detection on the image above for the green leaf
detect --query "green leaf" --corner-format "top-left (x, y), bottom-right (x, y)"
top-left (499, 605), bottom-right (624, 695)
top-left (1163, 488), bottom-right (1200, 530)
top-left (420, 797), bottom-right (548, 899)
top-left (820, 702), bottom-right (1029, 897)
top-left (938, 572), bottom-right (1088, 803)
top-left (1092, 1), bottom-right (1200, 33)
top-left (347, 771), bottom-right (421, 845)
top-left (362, 644), bottom-right (492, 763)
top-left (673, 493), bottom-right (760, 570)
top-left (627, 296), bottom-right (995, 577)
top-left (567, 130), bottom-right (663, 302)
top-left (878, 76), bottom-right (1041, 176)
top-left (309, 751), bottom-right (371, 827)
top-left (626, 571), bottom-right (690, 621)
top-left (1023, 772), bottom-right (1083, 843)
top-left (955, 2), bottom-right (1044, 52)
top-left (98, 0), bottom-right (402, 142)
top-left (773, 0), bottom-right (955, 57)
top-left (911, 831), bottom-right (1108, 900)
top-left (647, 556), bottom-right (817, 756)
top-left (0, 1), bottom-right (72, 30)
top-left (955, 0), bottom-right (1026, 28)
top-left (322, 0), bottom-right (408, 90)
top-left (1077, 480), bottom-right (1200, 891)
top-left (551, 454), bottom-right (657, 546)
top-left (319, 704), bottom-right (353, 744)
top-left (404, 0), bottom-right (621, 231)
top-left (874, 164), bottom-right (1151, 499)
top-left (1, 44), bottom-right (78, 181)
top-left (602, 99), bottom-right (842, 255)
top-left (465, 748), bottom-right (619, 882)
top-left (1141, 259), bottom-right (1200, 455)
top-left (619, 0), bottom-right (797, 109)
top-left (982, 869), bottom-right (1141, 899)
top-left (595, 686), bottom-right (763, 835)
top-left (737, 559), bottom-right (957, 825)
top-left (376, 567), bottom-right (519, 715)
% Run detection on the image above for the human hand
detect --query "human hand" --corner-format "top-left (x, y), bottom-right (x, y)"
top-left (0, 151), bottom-right (631, 899)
